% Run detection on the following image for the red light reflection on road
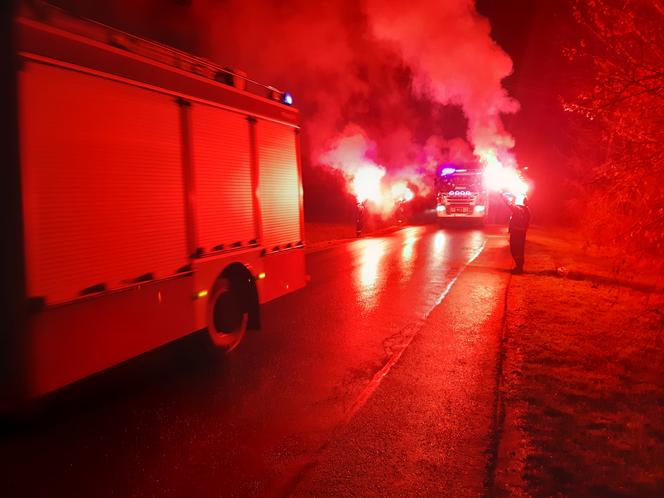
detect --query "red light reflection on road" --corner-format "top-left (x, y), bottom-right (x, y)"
top-left (434, 231), bottom-right (446, 252)
top-left (400, 227), bottom-right (423, 281)
top-left (354, 238), bottom-right (386, 307)
top-left (423, 230), bottom-right (449, 293)
top-left (469, 229), bottom-right (484, 249)
top-left (429, 231), bottom-right (448, 269)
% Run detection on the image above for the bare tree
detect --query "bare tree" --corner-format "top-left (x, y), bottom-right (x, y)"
top-left (564, 0), bottom-right (664, 272)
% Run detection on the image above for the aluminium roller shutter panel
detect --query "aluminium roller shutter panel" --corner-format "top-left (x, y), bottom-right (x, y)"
top-left (189, 103), bottom-right (256, 253)
top-left (19, 61), bottom-right (188, 304)
top-left (256, 120), bottom-right (302, 249)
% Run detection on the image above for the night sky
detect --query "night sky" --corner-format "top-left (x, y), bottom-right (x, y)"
top-left (476, 0), bottom-right (576, 221)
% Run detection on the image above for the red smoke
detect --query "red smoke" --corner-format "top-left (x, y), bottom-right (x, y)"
top-left (196, 0), bottom-right (523, 200)
top-left (54, 0), bottom-right (526, 211)
top-left (364, 0), bottom-right (526, 196)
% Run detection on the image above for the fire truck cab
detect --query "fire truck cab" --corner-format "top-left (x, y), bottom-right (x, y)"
top-left (435, 164), bottom-right (488, 225)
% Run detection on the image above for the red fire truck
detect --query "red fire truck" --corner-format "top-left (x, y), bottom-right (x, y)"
top-left (435, 164), bottom-right (489, 225)
top-left (1, 2), bottom-right (306, 402)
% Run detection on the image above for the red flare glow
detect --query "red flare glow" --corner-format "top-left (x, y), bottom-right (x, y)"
top-left (478, 149), bottom-right (529, 196)
top-left (352, 164), bottom-right (386, 204)
top-left (391, 181), bottom-right (414, 203)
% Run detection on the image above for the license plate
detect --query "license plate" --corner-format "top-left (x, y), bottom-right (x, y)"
top-left (453, 207), bottom-right (468, 213)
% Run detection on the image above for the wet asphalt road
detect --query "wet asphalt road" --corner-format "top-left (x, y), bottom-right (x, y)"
top-left (0, 225), bottom-right (488, 498)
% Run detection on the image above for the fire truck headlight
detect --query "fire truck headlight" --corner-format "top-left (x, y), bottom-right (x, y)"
top-left (436, 205), bottom-right (445, 213)
top-left (441, 167), bottom-right (456, 176)
top-left (474, 205), bottom-right (486, 213)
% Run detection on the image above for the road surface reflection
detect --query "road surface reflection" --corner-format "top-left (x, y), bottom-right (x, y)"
top-left (354, 238), bottom-right (387, 307)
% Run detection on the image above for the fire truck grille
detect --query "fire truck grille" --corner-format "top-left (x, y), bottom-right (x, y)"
top-left (446, 195), bottom-right (477, 205)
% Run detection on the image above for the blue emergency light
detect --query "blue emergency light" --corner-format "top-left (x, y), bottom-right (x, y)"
top-left (282, 92), bottom-right (294, 105)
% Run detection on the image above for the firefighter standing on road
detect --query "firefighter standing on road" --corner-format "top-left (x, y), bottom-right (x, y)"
top-left (502, 193), bottom-right (531, 274)
top-left (356, 200), bottom-right (366, 237)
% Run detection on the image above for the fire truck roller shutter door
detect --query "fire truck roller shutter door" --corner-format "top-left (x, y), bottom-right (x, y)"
top-left (256, 120), bottom-right (302, 249)
top-left (19, 61), bottom-right (188, 304)
top-left (190, 104), bottom-right (256, 254)
top-left (254, 119), bottom-right (305, 302)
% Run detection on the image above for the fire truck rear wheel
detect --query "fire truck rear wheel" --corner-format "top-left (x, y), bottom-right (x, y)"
top-left (207, 277), bottom-right (247, 351)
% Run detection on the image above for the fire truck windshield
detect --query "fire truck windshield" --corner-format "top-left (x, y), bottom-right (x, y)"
top-left (438, 173), bottom-right (483, 192)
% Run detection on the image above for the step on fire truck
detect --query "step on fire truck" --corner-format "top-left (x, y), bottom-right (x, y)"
top-left (1, 1), bottom-right (306, 403)
top-left (435, 164), bottom-right (489, 225)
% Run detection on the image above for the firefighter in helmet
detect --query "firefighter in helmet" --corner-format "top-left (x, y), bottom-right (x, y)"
top-left (502, 193), bottom-right (531, 274)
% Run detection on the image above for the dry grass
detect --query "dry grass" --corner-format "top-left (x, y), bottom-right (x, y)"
top-left (496, 228), bottom-right (664, 497)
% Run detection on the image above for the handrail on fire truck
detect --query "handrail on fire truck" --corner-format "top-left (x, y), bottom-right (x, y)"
top-left (21, 1), bottom-right (290, 103)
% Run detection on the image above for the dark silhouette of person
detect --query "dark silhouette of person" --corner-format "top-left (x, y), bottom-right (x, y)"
top-left (502, 194), bottom-right (531, 274)
top-left (356, 200), bottom-right (366, 237)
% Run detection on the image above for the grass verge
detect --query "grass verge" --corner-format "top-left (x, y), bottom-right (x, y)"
top-left (304, 222), bottom-right (357, 248)
top-left (494, 228), bottom-right (664, 497)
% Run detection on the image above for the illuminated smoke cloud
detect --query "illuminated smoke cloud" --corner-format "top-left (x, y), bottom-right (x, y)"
top-left (85, 0), bottom-right (525, 199)
top-left (423, 136), bottom-right (475, 169)
top-left (319, 125), bottom-right (386, 204)
top-left (320, 125), bottom-right (428, 217)
top-left (365, 0), bottom-right (520, 171)
top-left (391, 181), bottom-right (414, 202)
